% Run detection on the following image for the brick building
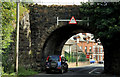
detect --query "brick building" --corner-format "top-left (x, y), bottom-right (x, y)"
top-left (62, 33), bottom-right (104, 62)
top-left (73, 33), bottom-right (104, 62)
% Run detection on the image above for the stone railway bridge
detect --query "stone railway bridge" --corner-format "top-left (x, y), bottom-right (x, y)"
top-left (17, 4), bottom-right (120, 75)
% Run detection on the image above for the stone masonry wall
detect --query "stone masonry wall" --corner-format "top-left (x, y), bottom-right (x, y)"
top-left (18, 12), bottom-right (37, 69)
top-left (29, 5), bottom-right (86, 70)
top-left (12, 4), bottom-right (120, 74)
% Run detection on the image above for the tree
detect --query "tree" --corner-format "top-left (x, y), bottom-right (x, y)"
top-left (80, 2), bottom-right (120, 41)
top-left (80, 3), bottom-right (120, 74)
top-left (1, 2), bottom-right (30, 74)
top-left (2, 2), bottom-right (16, 52)
top-left (1, 2), bottom-right (16, 73)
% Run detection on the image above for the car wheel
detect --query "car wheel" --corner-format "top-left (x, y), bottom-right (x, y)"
top-left (65, 69), bottom-right (68, 72)
top-left (65, 66), bottom-right (68, 72)
top-left (60, 67), bottom-right (64, 74)
top-left (46, 70), bottom-right (50, 74)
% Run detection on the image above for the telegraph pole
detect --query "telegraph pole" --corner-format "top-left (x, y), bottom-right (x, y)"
top-left (76, 41), bottom-right (78, 66)
top-left (76, 35), bottom-right (78, 66)
top-left (15, 0), bottom-right (20, 74)
top-left (73, 35), bottom-right (78, 66)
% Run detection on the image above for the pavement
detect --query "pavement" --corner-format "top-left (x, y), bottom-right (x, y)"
top-left (28, 63), bottom-right (120, 77)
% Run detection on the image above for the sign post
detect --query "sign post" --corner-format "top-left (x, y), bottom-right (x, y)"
top-left (86, 53), bottom-right (90, 59)
top-left (57, 16), bottom-right (89, 25)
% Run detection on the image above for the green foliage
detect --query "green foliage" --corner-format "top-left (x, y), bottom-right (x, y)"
top-left (1, 2), bottom-right (30, 75)
top-left (80, 2), bottom-right (120, 40)
top-left (18, 66), bottom-right (38, 76)
top-left (2, 46), bottom-right (14, 73)
top-left (78, 53), bottom-right (87, 62)
top-left (1, 2), bottom-right (29, 52)
top-left (64, 52), bottom-right (87, 62)
top-left (21, 0), bottom-right (33, 9)
top-left (2, 2), bottom-right (16, 52)
top-left (19, 3), bottom-right (29, 21)
top-left (1, 3), bottom-right (16, 75)
top-left (2, 66), bottom-right (38, 76)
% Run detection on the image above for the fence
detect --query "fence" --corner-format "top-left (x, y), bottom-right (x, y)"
top-left (68, 61), bottom-right (90, 68)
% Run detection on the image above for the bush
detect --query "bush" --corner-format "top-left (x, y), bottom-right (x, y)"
top-left (78, 53), bottom-right (87, 62)
top-left (2, 66), bottom-right (38, 77)
top-left (64, 51), bottom-right (87, 62)
top-left (18, 66), bottom-right (38, 76)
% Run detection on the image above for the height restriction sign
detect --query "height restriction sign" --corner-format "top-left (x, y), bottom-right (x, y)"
top-left (69, 16), bottom-right (77, 24)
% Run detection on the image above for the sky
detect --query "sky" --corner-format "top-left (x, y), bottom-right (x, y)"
top-left (1, 0), bottom-right (119, 3)
top-left (33, 0), bottom-right (120, 5)
top-left (33, 0), bottom-right (89, 5)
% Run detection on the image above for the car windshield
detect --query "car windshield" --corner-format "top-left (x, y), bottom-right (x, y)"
top-left (48, 56), bottom-right (60, 61)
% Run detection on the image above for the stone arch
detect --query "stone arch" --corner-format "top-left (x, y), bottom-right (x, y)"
top-left (22, 5), bottom-right (120, 74)
top-left (42, 24), bottom-right (96, 60)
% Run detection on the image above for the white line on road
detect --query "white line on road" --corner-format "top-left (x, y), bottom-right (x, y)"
top-left (89, 68), bottom-right (98, 74)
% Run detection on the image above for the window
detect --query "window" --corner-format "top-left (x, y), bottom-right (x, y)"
top-left (87, 40), bottom-right (89, 44)
top-left (89, 47), bottom-right (92, 52)
top-left (73, 36), bottom-right (77, 40)
top-left (98, 55), bottom-right (99, 61)
top-left (80, 46), bottom-right (82, 50)
top-left (101, 55), bottom-right (102, 61)
top-left (90, 55), bottom-right (92, 59)
top-left (93, 46), bottom-right (95, 52)
top-left (85, 46), bottom-right (87, 53)
top-left (77, 38), bottom-right (79, 43)
top-left (98, 47), bottom-right (99, 54)
top-left (101, 48), bottom-right (102, 53)
top-left (82, 33), bottom-right (86, 36)
top-left (48, 56), bottom-right (60, 62)
top-left (83, 38), bottom-right (86, 41)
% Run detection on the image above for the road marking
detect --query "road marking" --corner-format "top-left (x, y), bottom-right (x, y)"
top-left (89, 68), bottom-right (98, 74)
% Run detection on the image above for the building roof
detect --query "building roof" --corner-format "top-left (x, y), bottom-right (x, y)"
top-left (65, 39), bottom-right (75, 45)
top-left (63, 39), bottom-right (83, 52)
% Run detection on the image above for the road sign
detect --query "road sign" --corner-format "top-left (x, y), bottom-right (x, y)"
top-left (57, 17), bottom-right (88, 25)
top-left (69, 16), bottom-right (77, 24)
top-left (86, 54), bottom-right (89, 59)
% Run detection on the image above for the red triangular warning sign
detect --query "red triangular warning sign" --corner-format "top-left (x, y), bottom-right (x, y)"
top-left (69, 16), bottom-right (77, 24)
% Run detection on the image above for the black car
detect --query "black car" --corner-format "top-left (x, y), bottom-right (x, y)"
top-left (98, 61), bottom-right (104, 64)
top-left (45, 55), bottom-right (68, 74)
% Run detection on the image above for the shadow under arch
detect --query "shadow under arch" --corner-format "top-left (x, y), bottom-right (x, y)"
top-left (42, 24), bottom-right (96, 60)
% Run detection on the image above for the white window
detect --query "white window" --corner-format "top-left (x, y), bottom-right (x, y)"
top-left (98, 47), bottom-right (99, 54)
top-left (101, 55), bottom-right (102, 60)
top-left (77, 38), bottom-right (79, 43)
top-left (101, 48), bottom-right (102, 53)
top-left (80, 46), bottom-right (82, 50)
top-left (85, 46), bottom-right (87, 53)
top-left (89, 47), bottom-right (92, 52)
top-left (93, 46), bottom-right (95, 52)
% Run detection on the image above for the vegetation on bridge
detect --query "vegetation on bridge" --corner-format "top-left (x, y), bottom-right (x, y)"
top-left (80, 2), bottom-right (120, 41)
top-left (1, 2), bottom-right (38, 76)
top-left (80, 2), bottom-right (120, 74)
